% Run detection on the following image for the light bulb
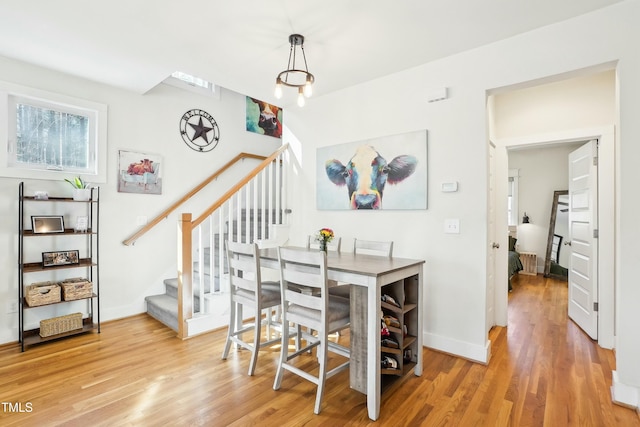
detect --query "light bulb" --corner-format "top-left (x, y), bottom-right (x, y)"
top-left (303, 76), bottom-right (313, 97)
top-left (297, 88), bottom-right (305, 107)
top-left (274, 79), bottom-right (283, 99)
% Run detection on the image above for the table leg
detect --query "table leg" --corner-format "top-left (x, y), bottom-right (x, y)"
top-left (367, 282), bottom-right (381, 420)
top-left (349, 286), bottom-right (367, 393)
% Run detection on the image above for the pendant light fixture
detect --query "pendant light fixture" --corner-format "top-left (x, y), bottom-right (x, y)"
top-left (274, 34), bottom-right (314, 107)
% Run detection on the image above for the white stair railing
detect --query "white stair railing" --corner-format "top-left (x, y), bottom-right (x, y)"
top-left (176, 145), bottom-right (292, 338)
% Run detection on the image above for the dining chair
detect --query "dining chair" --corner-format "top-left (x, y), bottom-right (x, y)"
top-left (305, 235), bottom-right (349, 334)
top-left (221, 240), bottom-right (282, 376)
top-left (306, 235), bottom-right (342, 252)
top-left (273, 246), bottom-right (350, 414)
top-left (353, 238), bottom-right (394, 257)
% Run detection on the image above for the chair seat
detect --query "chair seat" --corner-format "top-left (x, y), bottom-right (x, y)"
top-left (235, 286), bottom-right (281, 307)
top-left (288, 295), bottom-right (349, 332)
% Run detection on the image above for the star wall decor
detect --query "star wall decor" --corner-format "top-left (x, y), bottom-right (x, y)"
top-left (179, 109), bottom-right (220, 152)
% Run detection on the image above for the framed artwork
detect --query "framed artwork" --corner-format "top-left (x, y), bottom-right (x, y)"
top-left (75, 216), bottom-right (89, 233)
top-left (316, 130), bottom-right (428, 210)
top-left (42, 250), bottom-right (79, 267)
top-left (118, 150), bottom-right (162, 195)
top-left (246, 97), bottom-right (283, 139)
top-left (31, 216), bottom-right (65, 234)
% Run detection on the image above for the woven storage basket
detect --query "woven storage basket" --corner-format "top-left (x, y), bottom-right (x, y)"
top-left (26, 281), bottom-right (61, 307)
top-left (59, 277), bottom-right (93, 301)
top-left (39, 313), bottom-right (83, 337)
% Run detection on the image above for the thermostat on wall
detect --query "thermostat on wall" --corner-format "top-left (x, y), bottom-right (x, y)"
top-left (441, 182), bottom-right (458, 192)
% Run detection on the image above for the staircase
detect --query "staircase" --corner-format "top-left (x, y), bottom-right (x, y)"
top-left (138, 145), bottom-right (292, 338)
top-left (145, 247), bottom-right (216, 332)
top-left (145, 210), bottom-right (284, 332)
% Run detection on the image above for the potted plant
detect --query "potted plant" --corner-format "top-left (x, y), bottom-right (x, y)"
top-left (65, 176), bottom-right (91, 201)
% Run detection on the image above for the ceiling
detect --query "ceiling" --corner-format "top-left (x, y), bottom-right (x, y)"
top-left (0, 1), bottom-right (623, 106)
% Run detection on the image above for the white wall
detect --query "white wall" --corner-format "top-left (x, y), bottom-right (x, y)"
top-left (492, 70), bottom-right (617, 139)
top-left (280, 0), bottom-right (640, 407)
top-left (0, 56), bottom-right (281, 344)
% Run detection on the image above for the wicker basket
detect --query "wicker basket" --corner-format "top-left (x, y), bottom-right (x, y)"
top-left (39, 313), bottom-right (83, 337)
top-left (25, 281), bottom-right (61, 307)
top-left (59, 277), bottom-right (93, 301)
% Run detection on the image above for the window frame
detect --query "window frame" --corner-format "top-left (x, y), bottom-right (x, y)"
top-left (0, 81), bottom-right (107, 183)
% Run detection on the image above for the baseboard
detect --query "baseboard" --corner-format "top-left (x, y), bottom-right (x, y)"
top-left (186, 312), bottom-right (228, 337)
top-left (611, 370), bottom-right (640, 410)
top-left (423, 331), bottom-right (491, 364)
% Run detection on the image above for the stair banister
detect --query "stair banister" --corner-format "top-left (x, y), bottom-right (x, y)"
top-left (191, 144), bottom-right (289, 228)
top-left (177, 213), bottom-right (193, 339)
top-left (176, 144), bottom-right (290, 339)
top-left (122, 152), bottom-right (268, 246)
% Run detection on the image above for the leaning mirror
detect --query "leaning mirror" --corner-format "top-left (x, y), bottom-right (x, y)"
top-left (544, 190), bottom-right (569, 279)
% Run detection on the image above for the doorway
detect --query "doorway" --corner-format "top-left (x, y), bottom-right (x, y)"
top-left (493, 127), bottom-right (614, 349)
top-left (487, 68), bottom-right (616, 349)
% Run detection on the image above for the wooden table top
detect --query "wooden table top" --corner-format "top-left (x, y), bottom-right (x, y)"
top-left (260, 246), bottom-right (424, 277)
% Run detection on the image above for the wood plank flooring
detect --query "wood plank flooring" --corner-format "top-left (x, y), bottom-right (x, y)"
top-left (1, 274), bottom-right (638, 426)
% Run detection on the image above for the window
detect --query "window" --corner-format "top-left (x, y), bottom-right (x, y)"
top-left (170, 71), bottom-right (212, 90)
top-left (161, 71), bottom-right (219, 99)
top-left (0, 82), bottom-right (107, 182)
top-left (507, 169), bottom-right (519, 226)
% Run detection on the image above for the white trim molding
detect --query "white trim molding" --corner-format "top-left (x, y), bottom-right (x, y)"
top-left (424, 331), bottom-right (491, 364)
top-left (611, 370), bottom-right (640, 410)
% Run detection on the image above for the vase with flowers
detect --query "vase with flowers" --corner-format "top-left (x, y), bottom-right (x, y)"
top-left (316, 227), bottom-right (335, 252)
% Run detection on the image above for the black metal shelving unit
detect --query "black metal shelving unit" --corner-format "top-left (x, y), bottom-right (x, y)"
top-left (18, 182), bottom-right (100, 351)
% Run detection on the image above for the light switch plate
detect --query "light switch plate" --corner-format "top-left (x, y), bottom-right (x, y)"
top-left (441, 182), bottom-right (458, 192)
top-left (444, 218), bottom-right (460, 234)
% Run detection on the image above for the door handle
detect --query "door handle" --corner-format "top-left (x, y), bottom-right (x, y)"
top-left (564, 241), bottom-right (572, 246)
top-left (491, 242), bottom-right (500, 249)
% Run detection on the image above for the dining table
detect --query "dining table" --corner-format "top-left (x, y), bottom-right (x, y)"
top-left (259, 246), bottom-right (425, 421)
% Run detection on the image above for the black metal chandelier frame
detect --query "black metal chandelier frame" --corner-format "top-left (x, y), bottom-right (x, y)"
top-left (276, 34), bottom-right (315, 89)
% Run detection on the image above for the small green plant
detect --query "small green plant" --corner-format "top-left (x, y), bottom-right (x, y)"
top-left (65, 176), bottom-right (89, 189)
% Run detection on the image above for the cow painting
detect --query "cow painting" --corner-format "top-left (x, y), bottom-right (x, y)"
top-left (247, 97), bottom-right (283, 138)
top-left (127, 159), bottom-right (154, 175)
top-left (325, 145), bottom-right (418, 209)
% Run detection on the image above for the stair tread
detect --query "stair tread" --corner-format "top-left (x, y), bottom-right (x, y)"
top-left (145, 294), bottom-right (179, 331)
top-left (145, 294), bottom-right (178, 314)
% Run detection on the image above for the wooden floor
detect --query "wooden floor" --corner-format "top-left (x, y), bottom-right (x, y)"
top-left (1, 274), bottom-right (638, 426)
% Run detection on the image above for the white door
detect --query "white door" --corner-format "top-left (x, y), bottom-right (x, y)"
top-left (486, 143), bottom-right (496, 334)
top-left (568, 140), bottom-right (598, 339)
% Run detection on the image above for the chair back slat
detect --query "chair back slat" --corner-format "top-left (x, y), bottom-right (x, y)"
top-left (277, 247), bottom-right (328, 311)
top-left (226, 240), bottom-right (262, 291)
top-left (353, 238), bottom-right (393, 257)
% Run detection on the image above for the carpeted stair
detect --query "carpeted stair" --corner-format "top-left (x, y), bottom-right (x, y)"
top-left (145, 209), bottom-right (277, 331)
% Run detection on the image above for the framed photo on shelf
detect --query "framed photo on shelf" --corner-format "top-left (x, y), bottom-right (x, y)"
top-left (31, 216), bottom-right (65, 234)
top-left (42, 250), bottom-right (79, 268)
top-left (75, 216), bottom-right (89, 233)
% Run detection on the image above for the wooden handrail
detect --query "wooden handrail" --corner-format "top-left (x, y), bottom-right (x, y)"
top-left (122, 152), bottom-right (269, 246)
top-left (192, 144), bottom-right (289, 227)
